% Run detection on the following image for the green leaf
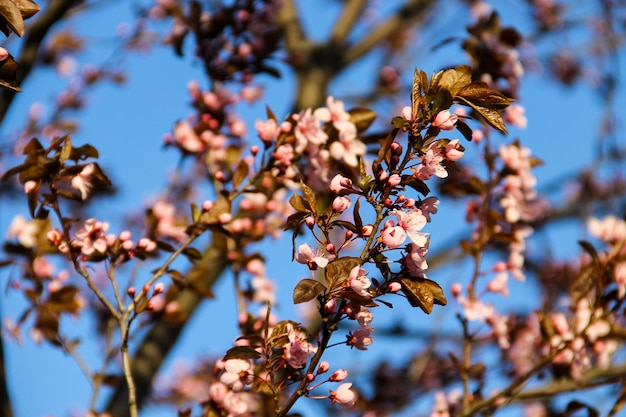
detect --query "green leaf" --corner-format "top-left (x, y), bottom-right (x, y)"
top-left (399, 277), bottom-right (447, 314)
top-left (300, 182), bottom-right (317, 215)
top-left (325, 257), bottom-right (360, 291)
top-left (190, 202), bottom-right (200, 223)
top-left (223, 346), bottom-right (262, 361)
top-left (289, 193), bottom-right (310, 213)
top-left (59, 136), bottom-right (73, 164)
top-left (348, 108), bottom-right (377, 132)
top-left (293, 279), bottom-right (326, 304)
top-left (232, 159), bottom-right (249, 190)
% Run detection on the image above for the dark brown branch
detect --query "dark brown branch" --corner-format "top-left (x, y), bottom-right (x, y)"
top-left (0, 0), bottom-right (78, 128)
top-left (0, 327), bottom-right (13, 417)
top-left (343, 0), bottom-right (435, 65)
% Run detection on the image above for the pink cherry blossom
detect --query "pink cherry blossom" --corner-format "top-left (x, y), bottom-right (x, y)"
top-left (432, 110), bottom-right (458, 130)
top-left (349, 266), bottom-right (371, 297)
top-left (380, 222), bottom-right (406, 248)
top-left (346, 327), bottom-right (374, 350)
top-left (456, 296), bottom-right (494, 323)
top-left (294, 108), bottom-right (328, 152)
top-left (329, 174), bottom-right (352, 193)
top-left (445, 139), bottom-right (464, 161)
top-left (173, 120), bottom-right (204, 153)
top-left (71, 164), bottom-right (95, 200)
top-left (329, 369), bottom-right (348, 382)
top-left (284, 323), bottom-right (317, 368)
top-left (7, 215), bottom-right (39, 248)
top-left (313, 96), bottom-right (351, 128)
top-left (331, 382), bottom-right (357, 407)
top-left (329, 123), bottom-right (366, 167)
top-left (504, 104), bottom-right (527, 129)
top-left (332, 196), bottom-right (351, 213)
top-left (219, 359), bottom-right (254, 392)
top-left (295, 243), bottom-right (332, 269)
top-left (393, 209), bottom-right (428, 246)
top-left (255, 118), bottom-right (280, 143)
top-left (420, 197), bottom-right (439, 221)
top-left (405, 243), bottom-right (428, 277)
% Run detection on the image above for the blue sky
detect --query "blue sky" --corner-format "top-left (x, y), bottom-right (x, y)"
top-left (1, 1), bottom-right (625, 416)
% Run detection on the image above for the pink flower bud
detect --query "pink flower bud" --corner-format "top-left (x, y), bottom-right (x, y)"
top-left (122, 240), bottom-right (134, 251)
top-left (0, 47), bottom-right (8, 62)
top-left (329, 369), bottom-right (348, 382)
top-left (202, 200), bottom-right (213, 211)
top-left (305, 216), bottom-right (316, 227)
top-left (387, 282), bottom-right (402, 293)
top-left (451, 282), bottom-right (462, 297)
top-left (432, 110), bottom-right (458, 130)
top-left (24, 180), bottom-right (38, 194)
top-left (215, 171), bottom-right (225, 181)
top-left (154, 283), bottom-right (165, 294)
top-left (306, 373), bottom-right (316, 382)
top-left (218, 213), bottom-right (232, 224)
top-left (387, 174), bottom-right (401, 186)
top-left (127, 287), bottom-right (136, 297)
top-left (361, 225), bottom-right (373, 237)
top-left (119, 230), bottom-right (132, 241)
top-left (345, 230), bottom-right (353, 239)
top-left (317, 362), bottom-right (330, 374)
top-left (378, 171), bottom-right (389, 181)
top-left (326, 243), bottom-right (335, 254)
top-left (390, 141), bottom-right (402, 155)
top-left (332, 196), bottom-right (351, 213)
top-left (324, 298), bottom-right (337, 314)
top-left (250, 145), bottom-right (259, 155)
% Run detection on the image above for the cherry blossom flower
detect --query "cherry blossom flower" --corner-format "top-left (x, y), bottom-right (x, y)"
top-left (329, 122), bottom-right (366, 167)
top-left (294, 108), bottom-right (328, 152)
top-left (284, 323), bottom-right (317, 368)
top-left (314, 96), bottom-right (351, 128)
top-left (329, 174), bottom-right (352, 193)
top-left (219, 359), bottom-right (254, 392)
top-left (72, 218), bottom-right (110, 256)
top-left (445, 139), bottom-right (464, 161)
top-left (432, 110), bottom-right (458, 130)
top-left (330, 382), bottom-right (357, 407)
top-left (588, 215), bottom-right (626, 244)
top-left (295, 243), bottom-right (333, 270)
top-left (393, 209), bottom-right (428, 246)
top-left (420, 197), bottom-right (440, 221)
top-left (329, 369), bottom-right (348, 382)
top-left (346, 327), bottom-right (373, 350)
top-left (173, 120), bottom-right (204, 153)
top-left (413, 143), bottom-right (448, 179)
top-left (405, 243), bottom-right (428, 277)
top-left (332, 195), bottom-right (351, 213)
top-left (7, 216), bottom-right (40, 248)
top-left (504, 104), bottom-right (527, 129)
top-left (380, 221), bottom-right (406, 248)
top-left (456, 296), bottom-right (494, 322)
top-left (71, 164), bottom-right (95, 200)
top-left (349, 266), bottom-right (371, 297)
top-left (255, 118), bottom-right (280, 143)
